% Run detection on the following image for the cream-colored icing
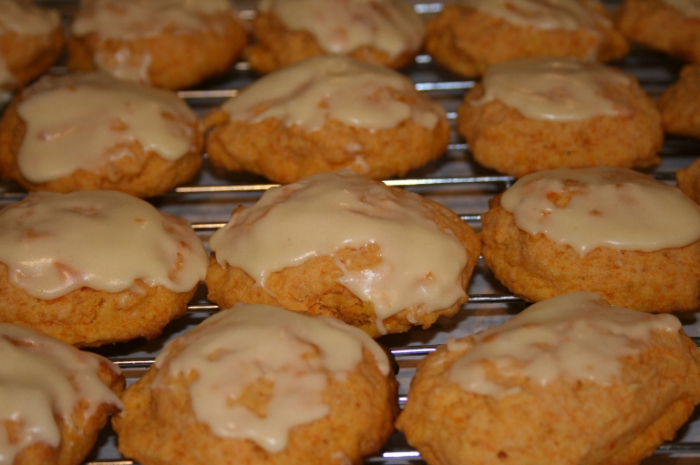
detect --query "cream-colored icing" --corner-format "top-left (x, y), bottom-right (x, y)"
top-left (0, 323), bottom-right (121, 463)
top-left (17, 72), bottom-right (198, 183)
top-left (662, 0), bottom-right (700, 18)
top-left (448, 292), bottom-right (682, 398)
top-left (209, 170), bottom-right (468, 335)
top-left (462, 0), bottom-right (608, 30)
top-left (258, 0), bottom-right (424, 58)
top-left (477, 57), bottom-right (632, 121)
top-left (0, 0), bottom-right (60, 35)
top-left (221, 55), bottom-right (442, 132)
top-left (0, 190), bottom-right (208, 299)
top-left (500, 167), bottom-right (700, 255)
top-left (154, 304), bottom-right (390, 453)
top-left (71, 0), bottom-right (233, 38)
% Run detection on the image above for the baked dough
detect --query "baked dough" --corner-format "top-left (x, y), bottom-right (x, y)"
top-left (0, 190), bottom-right (209, 347)
top-left (425, 0), bottom-right (629, 77)
top-left (0, 72), bottom-right (203, 198)
top-left (244, 0), bottom-right (424, 74)
top-left (397, 292), bottom-right (700, 465)
top-left (659, 64), bottom-right (700, 139)
top-left (0, 322), bottom-right (123, 465)
top-left (113, 304), bottom-right (398, 465)
top-left (616, 0), bottom-right (700, 63)
top-left (457, 57), bottom-right (662, 177)
top-left (480, 167), bottom-right (700, 312)
top-left (67, 0), bottom-right (247, 89)
top-left (205, 170), bottom-right (481, 337)
top-left (0, 0), bottom-right (64, 96)
top-left (205, 55), bottom-right (449, 184)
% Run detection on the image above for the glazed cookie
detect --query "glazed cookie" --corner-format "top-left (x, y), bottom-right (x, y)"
top-left (458, 57), bottom-right (663, 177)
top-left (616, 0), bottom-right (700, 63)
top-left (205, 55), bottom-right (450, 184)
top-left (206, 170), bottom-right (481, 338)
top-left (425, 0), bottom-right (629, 77)
top-left (480, 167), bottom-right (700, 312)
top-left (67, 0), bottom-right (247, 89)
top-left (245, 0), bottom-right (424, 74)
top-left (0, 190), bottom-right (209, 347)
top-left (0, 0), bottom-right (64, 99)
top-left (397, 292), bottom-right (700, 465)
top-left (113, 304), bottom-right (398, 465)
top-left (0, 322), bottom-right (124, 465)
top-left (0, 72), bottom-right (203, 198)
top-left (659, 64), bottom-right (700, 139)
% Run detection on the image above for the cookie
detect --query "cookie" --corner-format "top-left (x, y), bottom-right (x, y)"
top-left (397, 292), bottom-right (700, 465)
top-left (480, 167), bottom-right (700, 312)
top-left (205, 170), bottom-right (481, 337)
top-left (0, 190), bottom-right (209, 347)
top-left (0, 72), bottom-right (203, 198)
top-left (245, 0), bottom-right (424, 74)
top-left (616, 0), bottom-right (700, 63)
top-left (113, 304), bottom-right (398, 465)
top-left (67, 0), bottom-right (247, 89)
top-left (205, 55), bottom-right (449, 184)
top-left (0, 322), bottom-right (123, 465)
top-left (425, 0), bottom-right (629, 77)
top-left (659, 64), bottom-right (700, 139)
top-left (457, 57), bottom-right (662, 177)
top-left (0, 0), bottom-right (64, 97)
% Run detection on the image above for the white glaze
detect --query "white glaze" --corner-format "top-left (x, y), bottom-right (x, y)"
top-left (0, 323), bottom-right (121, 464)
top-left (477, 57), bottom-right (632, 121)
top-left (209, 170), bottom-right (468, 335)
top-left (448, 292), bottom-right (682, 397)
top-left (17, 72), bottom-right (198, 183)
top-left (258, 0), bottom-right (424, 58)
top-left (154, 304), bottom-right (390, 453)
top-left (0, 190), bottom-right (208, 299)
top-left (662, 0), bottom-right (700, 18)
top-left (462, 0), bottom-right (608, 30)
top-left (221, 55), bottom-right (442, 132)
top-left (500, 167), bottom-right (700, 255)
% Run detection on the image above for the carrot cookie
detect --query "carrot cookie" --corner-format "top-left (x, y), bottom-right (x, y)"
top-left (458, 57), bottom-right (662, 177)
top-left (677, 158), bottom-right (700, 204)
top-left (397, 292), bottom-right (700, 465)
top-left (480, 167), bottom-right (700, 312)
top-left (0, 0), bottom-right (64, 100)
top-left (206, 170), bottom-right (481, 338)
top-left (245, 0), bottom-right (424, 74)
top-left (67, 0), bottom-right (247, 90)
top-left (0, 72), bottom-right (203, 198)
top-left (616, 0), bottom-right (700, 64)
top-left (205, 55), bottom-right (449, 184)
top-left (659, 64), bottom-right (700, 139)
top-left (425, 0), bottom-right (629, 78)
top-left (0, 322), bottom-right (124, 465)
top-left (0, 190), bottom-right (209, 347)
top-left (113, 304), bottom-right (398, 465)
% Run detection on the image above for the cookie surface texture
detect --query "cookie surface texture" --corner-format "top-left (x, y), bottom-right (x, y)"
top-left (113, 304), bottom-right (398, 465)
top-left (0, 190), bottom-right (208, 347)
top-left (480, 167), bottom-right (700, 312)
top-left (206, 170), bottom-right (481, 337)
top-left (205, 55), bottom-right (449, 183)
top-left (397, 292), bottom-right (700, 465)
